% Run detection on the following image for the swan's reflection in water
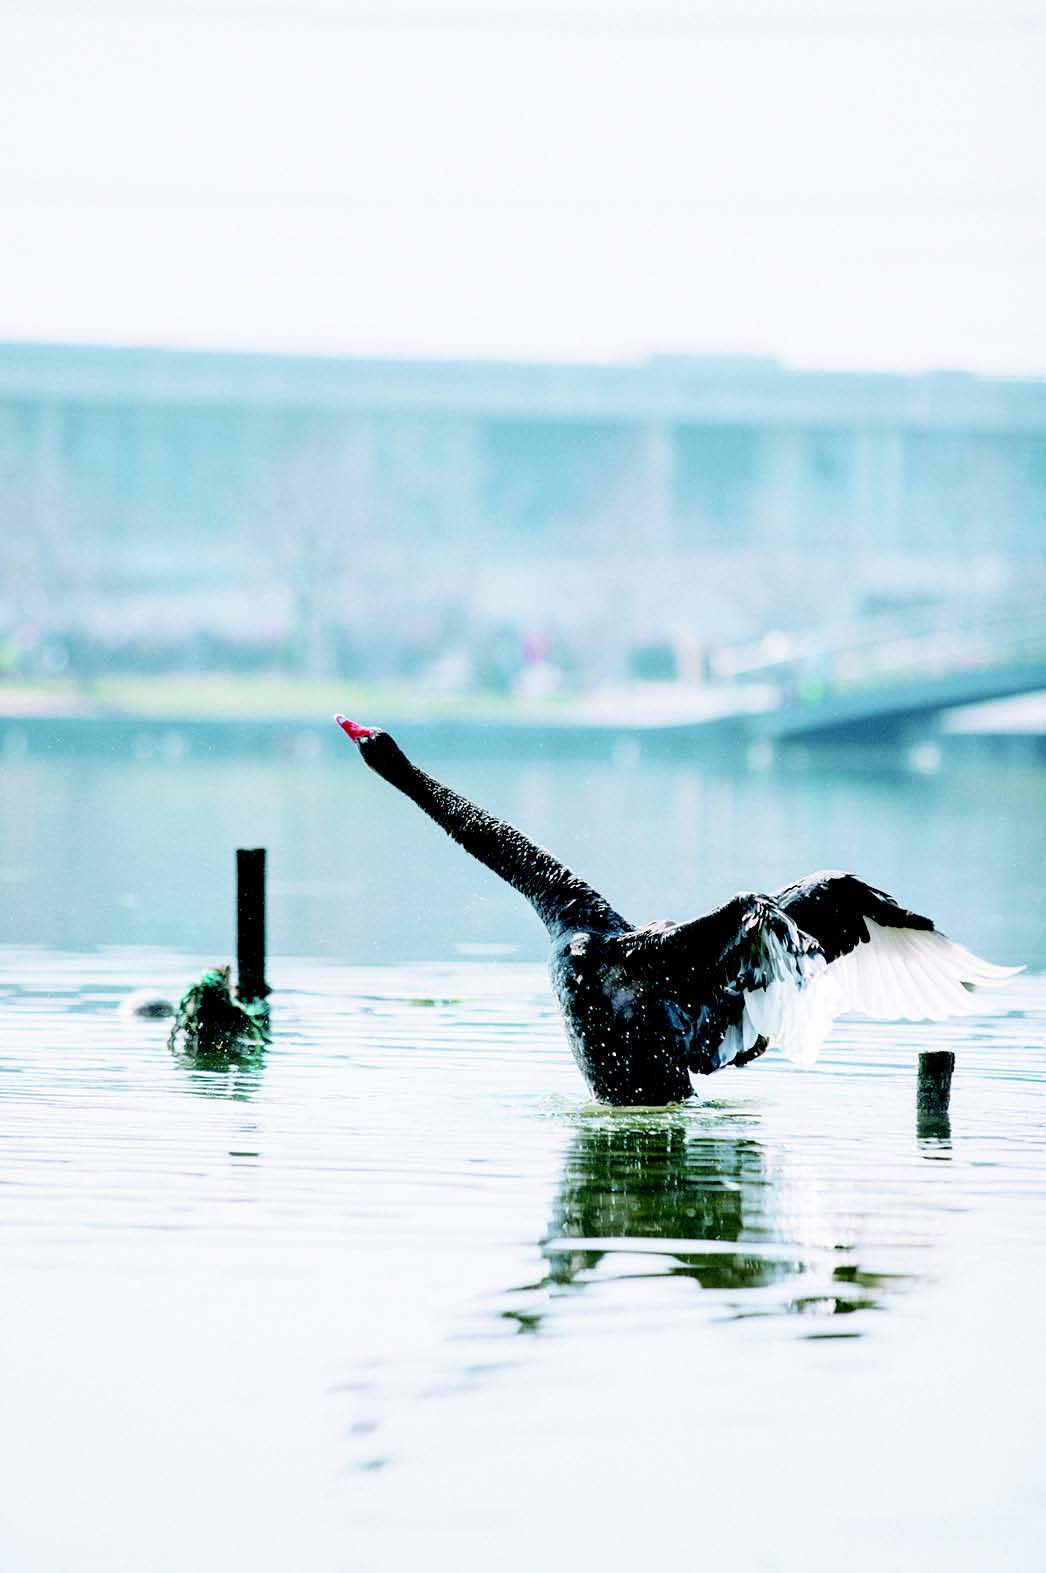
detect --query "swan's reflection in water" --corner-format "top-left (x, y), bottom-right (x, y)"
top-left (506, 1116), bottom-right (914, 1334)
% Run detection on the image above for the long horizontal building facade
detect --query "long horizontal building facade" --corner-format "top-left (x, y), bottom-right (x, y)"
top-left (2, 341), bottom-right (1045, 674)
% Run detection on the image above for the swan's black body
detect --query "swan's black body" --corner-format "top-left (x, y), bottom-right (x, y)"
top-left (339, 724), bottom-right (938, 1106)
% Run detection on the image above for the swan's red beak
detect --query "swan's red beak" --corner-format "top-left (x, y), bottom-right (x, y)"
top-left (334, 715), bottom-right (376, 741)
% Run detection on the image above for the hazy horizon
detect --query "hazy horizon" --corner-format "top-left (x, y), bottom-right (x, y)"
top-left (5, 333), bottom-right (1042, 381)
top-left (1, 1), bottom-right (1044, 376)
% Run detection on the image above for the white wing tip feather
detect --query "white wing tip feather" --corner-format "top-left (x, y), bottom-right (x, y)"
top-left (738, 916), bottom-right (1022, 1069)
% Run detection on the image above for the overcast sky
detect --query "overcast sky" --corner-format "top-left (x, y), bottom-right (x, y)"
top-left (1, 1), bottom-right (1043, 372)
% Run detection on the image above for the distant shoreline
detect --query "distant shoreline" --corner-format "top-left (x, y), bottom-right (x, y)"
top-left (1, 674), bottom-right (1044, 761)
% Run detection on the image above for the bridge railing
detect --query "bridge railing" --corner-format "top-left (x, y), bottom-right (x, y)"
top-left (719, 600), bottom-right (1046, 702)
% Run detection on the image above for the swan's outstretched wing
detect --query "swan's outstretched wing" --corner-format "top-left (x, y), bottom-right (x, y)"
top-left (773, 870), bottom-right (934, 962)
top-left (772, 870), bottom-right (1022, 1061)
top-left (611, 894), bottom-right (827, 1073)
top-left (613, 876), bottom-right (1021, 1072)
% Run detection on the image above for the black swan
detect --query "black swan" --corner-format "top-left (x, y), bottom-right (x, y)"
top-left (335, 716), bottom-right (1019, 1106)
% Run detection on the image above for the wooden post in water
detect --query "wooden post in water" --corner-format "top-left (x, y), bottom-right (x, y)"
top-left (917, 1050), bottom-right (954, 1118)
top-left (236, 848), bottom-right (269, 1003)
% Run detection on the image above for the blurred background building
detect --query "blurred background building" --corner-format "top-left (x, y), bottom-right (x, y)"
top-left (2, 339), bottom-right (1044, 697)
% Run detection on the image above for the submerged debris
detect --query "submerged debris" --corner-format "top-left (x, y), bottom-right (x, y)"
top-left (120, 989), bottom-right (175, 1020)
top-left (167, 965), bottom-right (270, 1060)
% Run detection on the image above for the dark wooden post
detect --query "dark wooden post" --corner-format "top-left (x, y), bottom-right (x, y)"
top-left (917, 1051), bottom-right (954, 1117)
top-left (236, 848), bottom-right (269, 1003)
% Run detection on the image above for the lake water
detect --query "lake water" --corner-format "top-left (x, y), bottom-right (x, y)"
top-left (2, 742), bottom-right (1046, 1570)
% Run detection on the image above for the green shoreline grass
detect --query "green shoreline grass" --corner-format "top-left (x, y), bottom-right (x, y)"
top-left (0, 672), bottom-right (572, 724)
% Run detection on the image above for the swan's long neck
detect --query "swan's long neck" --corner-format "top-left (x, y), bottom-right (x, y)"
top-left (367, 742), bottom-right (625, 936)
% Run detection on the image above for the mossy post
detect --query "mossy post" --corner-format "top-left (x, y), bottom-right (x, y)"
top-left (917, 1050), bottom-right (954, 1118)
top-left (237, 848), bottom-right (269, 1004)
top-left (168, 849), bottom-right (271, 1060)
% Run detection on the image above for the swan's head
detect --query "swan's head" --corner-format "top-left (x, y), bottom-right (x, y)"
top-left (334, 715), bottom-right (377, 743)
top-left (334, 715), bottom-right (405, 777)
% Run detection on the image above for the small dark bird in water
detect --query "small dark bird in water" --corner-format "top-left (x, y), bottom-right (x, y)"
top-left (335, 717), bottom-right (1020, 1106)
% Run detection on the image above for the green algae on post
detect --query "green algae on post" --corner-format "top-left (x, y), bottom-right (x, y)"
top-left (168, 849), bottom-right (271, 1063)
top-left (167, 965), bottom-right (270, 1060)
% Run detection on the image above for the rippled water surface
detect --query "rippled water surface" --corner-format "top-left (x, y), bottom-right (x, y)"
top-left (3, 952), bottom-right (1046, 1571)
top-left (3, 750), bottom-right (1046, 1569)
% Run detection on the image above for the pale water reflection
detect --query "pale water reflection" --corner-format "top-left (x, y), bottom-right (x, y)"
top-left (2, 746), bottom-right (1044, 967)
top-left (2, 947), bottom-right (1046, 1570)
top-left (2, 745), bottom-right (1046, 1569)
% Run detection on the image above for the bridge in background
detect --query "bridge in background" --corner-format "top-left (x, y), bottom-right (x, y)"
top-left (730, 602), bottom-right (1046, 743)
top-left (746, 659), bottom-right (1046, 744)
top-left (3, 610), bottom-right (1045, 757)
